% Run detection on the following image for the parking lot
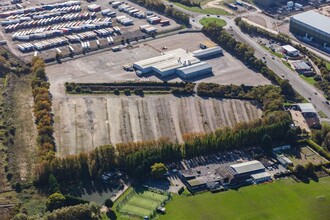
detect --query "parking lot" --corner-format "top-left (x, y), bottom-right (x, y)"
top-left (0, 0), bottom-right (180, 60)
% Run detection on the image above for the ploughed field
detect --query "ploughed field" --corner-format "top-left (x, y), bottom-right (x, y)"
top-left (53, 95), bottom-right (262, 156)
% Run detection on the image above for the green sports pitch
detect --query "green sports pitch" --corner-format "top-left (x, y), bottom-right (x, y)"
top-left (160, 177), bottom-right (330, 220)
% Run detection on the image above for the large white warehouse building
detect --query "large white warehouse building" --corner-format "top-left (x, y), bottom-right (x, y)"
top-left (133, 47), bottom-right (222, 79)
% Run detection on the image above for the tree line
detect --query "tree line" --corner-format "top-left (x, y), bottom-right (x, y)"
top-left (31, 57), bottom-right (56, 162)
top-left (34, 111), bottom-right (292, 184)
top-left (197, 83), bottom-right (291, 115)
top-left (234, 17), bottom-right (330, 100)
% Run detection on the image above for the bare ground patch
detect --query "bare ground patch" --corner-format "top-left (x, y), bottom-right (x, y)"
top-left (54, 95), bottom-right (262, 157)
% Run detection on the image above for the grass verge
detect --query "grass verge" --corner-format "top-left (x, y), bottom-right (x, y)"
top-left (260, 44), bottom-right (284, 58)
top-left (160, 177), bottom-right (330, 220)
top-left (199, 17), bottom-right (227, 27)
top-left (299, 74), bottom-right (317, 86)
top-left (318, 111), bottom-right (328, 118)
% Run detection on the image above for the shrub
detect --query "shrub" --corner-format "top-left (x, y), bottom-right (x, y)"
top-left (114, 89), bottom-right (120, 95)
top-left (75, 86), bottom-right (82, 93)
top-left (124, 89), bottom-right (131, 95)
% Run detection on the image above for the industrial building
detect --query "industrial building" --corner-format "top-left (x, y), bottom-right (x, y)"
top-left (281, 45), bottom-right (299, 57)
top-left (290, 11), bottom-right (330, 47)
top-left (179, 160), bottom-right (270, 192)
top-left (276, 154), bottom-right (293, 167)
top-left (292, 103), bottom-right (321, 129)
top-left (133, 47), bottom-right (222, 79)
top-left (292, 61), bottom-right (313, 76)
top-left (192, 46), bottom-right (222, 59)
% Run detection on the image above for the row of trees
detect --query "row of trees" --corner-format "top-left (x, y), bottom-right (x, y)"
top-left (35, 111), bottom-right (292, 184)
top-left (202, 23), bottom-right (283, 85)
top-left (31, 57), bottom-right (56, 162)
top-left (197, 83), bottom-right (285, 115)
top-left (234, 17), bottom-right (330, 100)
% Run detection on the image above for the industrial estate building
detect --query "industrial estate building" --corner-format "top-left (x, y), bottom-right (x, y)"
top-left (133, 46), bottom-right (222, 79)
top-left (292, 103), bottom-right (321, 129)
top-left (179, 160), bottom-right (271, 192)
top-left (290, 11), bottom-right (330, 47)
top-left (281, 45), bottom-right (299, 57)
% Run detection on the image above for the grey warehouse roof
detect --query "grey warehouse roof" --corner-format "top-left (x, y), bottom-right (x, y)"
top-left (297, 103), bottom-right (316, 113)
top-left (193, 46), bottom-right (222, 57)
top-left (291, 11), bottom-right (330, 35)
top-left (230, 160), bottom-right (265, 174)
top-left (177, 62), bottom-right (212, 75)
top-left (292, 61), bottom-right (310, 70)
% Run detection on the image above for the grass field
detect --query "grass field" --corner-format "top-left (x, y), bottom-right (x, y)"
top-left (173, 2), bottom-right (229, 15)
top-left (299, 74), bottom-right (317, 86)
top-left (118, 189), bottom-right (169, 219)
top-left (326, 62), bottom-right (330, 70)
top-left (199, 17), bottom-right (227, 27)
top-left (160, 177), bottom-right (330, 220)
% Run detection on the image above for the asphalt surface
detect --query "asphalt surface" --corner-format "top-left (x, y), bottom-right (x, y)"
top-left (173, 4), bottom-right (330, 118)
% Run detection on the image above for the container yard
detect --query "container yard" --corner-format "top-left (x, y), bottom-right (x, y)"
top-left (0, 0), bottom-right (180, 60)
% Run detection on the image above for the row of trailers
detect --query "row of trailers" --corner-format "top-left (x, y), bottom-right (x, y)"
top-left (12, 17), bottom-right (112, 41)
top-left (3, 11), bottom-right (89, 33)
top-left (17, 26), bottom-right (121, 52)
top-left (0, 0), bottom-right (80, 18)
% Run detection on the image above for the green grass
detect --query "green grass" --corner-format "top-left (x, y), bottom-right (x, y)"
top-left (300, 74), bottom-right (317, 86)
top-left (115, 188), bottom-right (169, 219)
top-left (260, 44), bottom-right (284, 58)
top-left (199, 17), bottom-right (227, 27)
top-left (282, 61), bottom-right (294, 71)
top-left (318, 111), bottom-right (328, 119)
top-left (160, 177), bottom-right (330, 220)
top-left (173, 2), bottom-right (230, 15)
top-left (326, 62), bottom-right (330, 70)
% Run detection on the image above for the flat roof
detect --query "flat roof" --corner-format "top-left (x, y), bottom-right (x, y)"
top-left (291, 11), bottom-right (330, 36)
top-left (297, 103), bottom-right (316, 113)
top-left (134, 48), bottom-right (195, 69)
top-left (177, 61), bottom-right (212, 75)
top-left (251, 172), bottom-right (271, 179)
top-left (282, 45), bottom-right (298, 53)
top-left (193, 46), bottom-right (222, 57)
top-left (230, 160), bottom-right (265, 174)
top-left (292, 61), bottom-right (310, 70)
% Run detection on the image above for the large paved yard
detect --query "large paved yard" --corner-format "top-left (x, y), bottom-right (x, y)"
top-left (46, 32), bottom-right (271, 156)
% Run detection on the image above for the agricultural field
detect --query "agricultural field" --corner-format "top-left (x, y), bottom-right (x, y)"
top-left (160, 177), bottom-right (330, 220)
top-left (285, 146), bottom-right (329, 167)
top-left (53, 95), bottom-right (262, 156)
top-left (117, 188), bottom-right (169, 219)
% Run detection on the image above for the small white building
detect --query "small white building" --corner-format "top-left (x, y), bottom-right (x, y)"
top-left (251, 172), bottom-right (271, 183)
top-left (282, 45), bottom-right (299, 57)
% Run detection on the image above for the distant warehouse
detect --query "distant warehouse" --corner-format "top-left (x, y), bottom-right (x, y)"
top-left (290, 11), bottom-right (330, 47)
